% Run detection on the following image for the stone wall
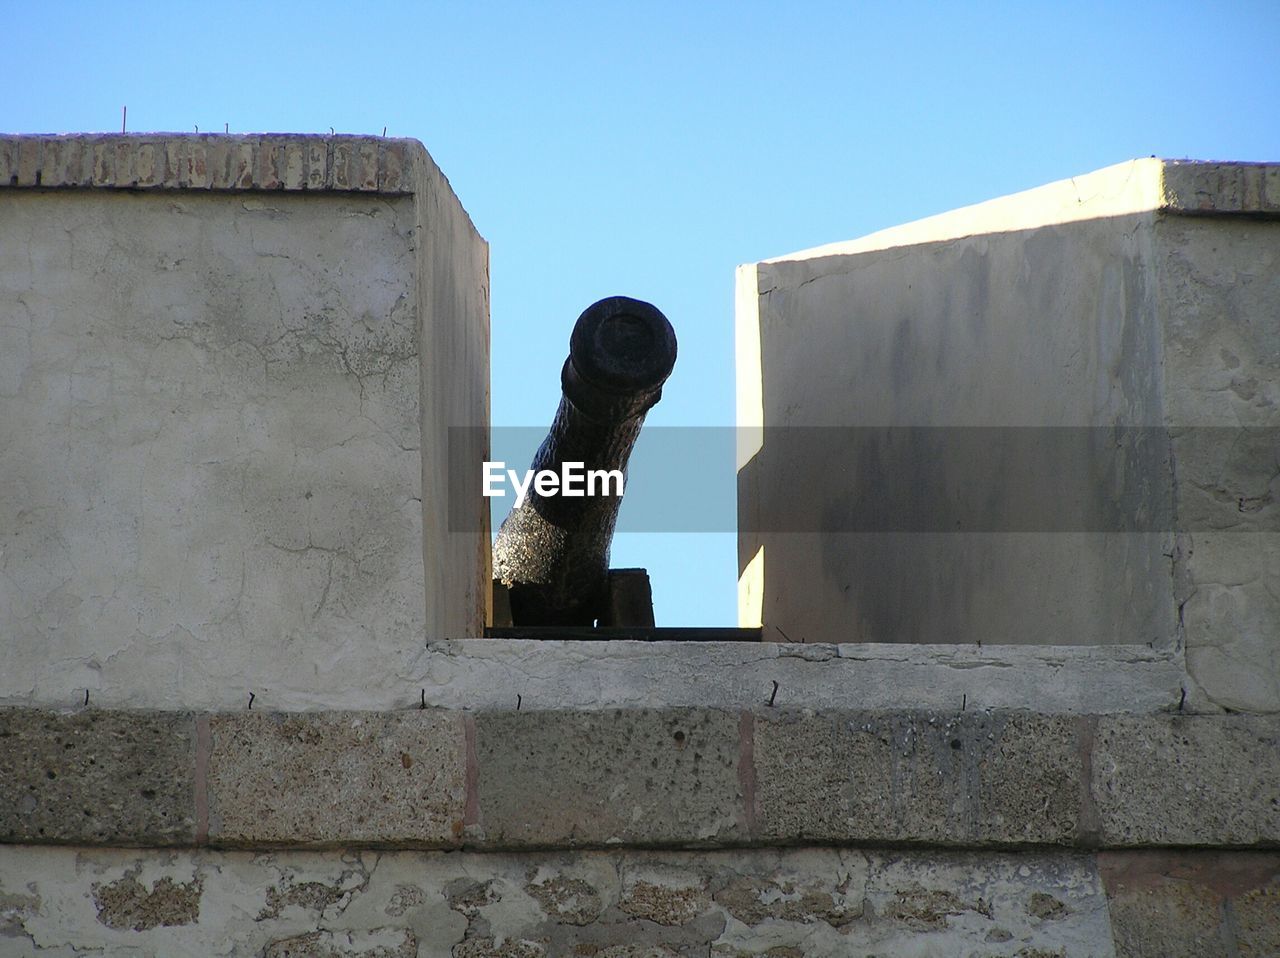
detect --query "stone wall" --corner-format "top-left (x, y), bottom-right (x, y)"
top-left (1, 680), bottom-right (1277, 955)
top-left (11, 845), bottom-right (1276, 957)
top-left (736, 159), bottom-right (1280, 713)
top-left (2, 145), bottom-right (1277, 956)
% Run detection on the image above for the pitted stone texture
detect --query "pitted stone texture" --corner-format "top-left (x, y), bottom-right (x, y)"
top-left (92, 870), bottom-right (202, 931)
top-left (753, 709), bottom-right (1081, 846)
top-left (1236, 878), bottom-right (1280, 957)
top-left (1098, 850), bottom-right (1280, 958)
top-left (0, 845), bottom-right (1122, 957)
top-left (207, 711), bottom-right (466, 846)
top-left (0, 134), bottom-right (419, 193)
top-left (0, 709), bottom-right (194, 845)
top-left (1092, 715), bottom-right (1280, 847)
top-left (474, 709), bottom-right (743, 847)
top-left (262, 928), bottom-right (418, 957)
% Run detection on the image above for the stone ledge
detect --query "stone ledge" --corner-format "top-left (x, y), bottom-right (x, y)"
top-left (1161, 160), bottom-right (1280, 216)
top-left (0, 134), bottom-right (419, 193)
top-left (0, 640), bottom-right (1193, 714)
top-left (1, 708), bottom-right (1276, 852)
top-left (762, 158), bottom-right (1280, 266)
top-left (418, 640), bottom-right (1189, 716)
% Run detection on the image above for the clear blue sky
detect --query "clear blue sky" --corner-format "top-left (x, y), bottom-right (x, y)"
top-left (6, 1), bottom-right (1278, 626)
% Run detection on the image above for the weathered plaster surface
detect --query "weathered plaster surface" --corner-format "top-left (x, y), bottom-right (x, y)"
top-left (0, 135), bottom-right (490, 711)
top-left (740, 211), bottom-right (1172, 650)
top-left (0, 844), bottom-right (1125, 957)
top-left (1156, 216), bottom-right (1280, 712)
top-left (0, 189), bottom-right (424, 709)
top-left (0, 632), bottom-right (1186, 713)
top-left (418, 639), bottom-right (1185, 715)
top-left (737, 159), bottom-right (1280, 711)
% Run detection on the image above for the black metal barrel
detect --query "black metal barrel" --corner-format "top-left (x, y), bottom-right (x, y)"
top-left (492, 296), bottom-right (677, 626)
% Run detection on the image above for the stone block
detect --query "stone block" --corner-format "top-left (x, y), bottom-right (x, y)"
top-left (207, 711), bottom-right (467, 846)
top-left (43, 137), bottom-right (86, 187)
top-left (283, 140), bottom-right (306, 190)
top-left (185, 138), bottom-right (209, 188)
top-left (1265, 166), bottom-right (1280, 211)
top-left (1092, 715), bottom-right (1280, 846)
top-left (134, 140), bottom-right (159, 187)
top-left (307, 139), bottom-right (328, 189)
top-left (0, 137), bottom-right (16, 184)
top-left (90, 137), bottom-right (114, 185)
top-left (203, 137), bottom-right (230, 188)
top-left (1098, 850), bottom-right (1280, 958)
top-left (332, 140), bottom-right (353, 190)
top-left (16, 138), bottom-right (41, 186)
top-left (162, 137), bottom-right (183, 186)
top-left (257, 137), bottom-right (284, 189)
top-left (1235, 876), bottom-right (1280, 957)
top-left (357, 141), bottom-right (379, 191)
top-left (169, 136), bottom-right (191, 186)
top-left (380, 141), bottom-right (409, 193)
top-left (0, 708), bottom-right (195, 845)
top-left (113, 140), bottom-right (136, 186)
top-left (231, 139), bottom-right (255, 189)
top-left (753, 710), bottom-right (1081, 845)
top-left (474, 709), bottom-right (744, 847)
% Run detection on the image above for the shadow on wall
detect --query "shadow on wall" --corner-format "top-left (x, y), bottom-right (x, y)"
top-left (738, 213), bottom-right (1178, 647)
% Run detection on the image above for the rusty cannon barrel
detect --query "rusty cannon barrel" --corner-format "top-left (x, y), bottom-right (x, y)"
top-left (492, 296), bottom-right (677, 626)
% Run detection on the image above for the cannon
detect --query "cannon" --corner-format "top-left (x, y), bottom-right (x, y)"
top-left (492, 296), bottom-right (677, 626)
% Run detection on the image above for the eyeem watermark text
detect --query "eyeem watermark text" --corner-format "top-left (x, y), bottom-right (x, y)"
top-left (483, 461), bottom-right (624, 508)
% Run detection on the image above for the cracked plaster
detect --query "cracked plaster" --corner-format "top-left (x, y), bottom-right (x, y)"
top-left (0, 177), bottom-right (488, 713)
top-left (0, 845), bottom-right (1123, 957)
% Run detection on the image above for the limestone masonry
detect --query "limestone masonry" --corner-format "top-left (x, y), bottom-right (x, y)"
top-left (2, 139), bottom-right (1278, 956)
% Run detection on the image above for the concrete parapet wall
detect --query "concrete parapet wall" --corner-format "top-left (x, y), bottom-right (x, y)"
top-left (0, 133), bottom-right (418, 193)
top-left (4, 705), bottom-right (1277, 852)
top-left (737, 158), bottom-right (1280, 713)
top-left (0, 134), bottom-right (489, 711)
